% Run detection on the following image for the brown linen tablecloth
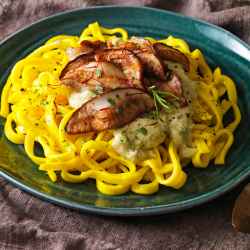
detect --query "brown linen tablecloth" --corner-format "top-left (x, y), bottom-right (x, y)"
top-left (1, 1), bottom-right (250, 249)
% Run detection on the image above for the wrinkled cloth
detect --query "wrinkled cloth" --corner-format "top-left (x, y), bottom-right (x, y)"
top-left (1, 1), bottom-right (250, 249)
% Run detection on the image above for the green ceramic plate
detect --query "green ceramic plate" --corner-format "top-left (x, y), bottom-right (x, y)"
top-left (0, 6), bottom-right (249, 216)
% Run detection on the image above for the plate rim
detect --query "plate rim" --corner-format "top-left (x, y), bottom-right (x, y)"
top-left (0, 5), bottom-right (249, 216)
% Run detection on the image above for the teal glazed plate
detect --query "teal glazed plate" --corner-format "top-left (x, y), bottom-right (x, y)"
top-left (0, 6), bottom-right (249, 216)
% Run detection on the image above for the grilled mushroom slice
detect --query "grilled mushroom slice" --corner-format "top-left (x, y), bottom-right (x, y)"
top-left (60, 61), bottom-right (130, 93)
top-left (153, 43), bottom-right (190, 72)
top-left (66, 40), bottom-right (107, 61)
top-left (94, 49), bottom-right (145, 90)
top-left (65, 88), bottom-right (155, 134)
top-left (60, 41), bottom-right (108, 78)
top-left (147, 70), bottom-right (187, 108)
top-left (119, 38), bottom-right (168, 81)
top-left (60, 54), bottom-right (95, 79)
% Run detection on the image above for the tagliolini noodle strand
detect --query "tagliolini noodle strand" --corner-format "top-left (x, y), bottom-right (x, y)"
top-left (0, 22), bottom-right (241, 195)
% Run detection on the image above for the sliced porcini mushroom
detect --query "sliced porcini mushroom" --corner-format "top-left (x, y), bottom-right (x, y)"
top-left (60, 41), bottom-right (108, 78)
top-left (119, 38), bottom-right (168, 81)
top-left (147, 70), bottom-right (187, 108)
top-left (94, 49), bottom-right (145, 90)
top-left (66, 40), bottom-right (107, 61)
top-left (153, 42), bottom-right (190, 72)
top-left (60, 61), bottom-right (130, 93)
top-left (65, 88), bottom-right (155, 134)
top-left (129, 37), bottom-right (155, 53)
top-left (60, 54), bottom-right (95, 79)
top-left (232, 183), bottom-right (250, 233)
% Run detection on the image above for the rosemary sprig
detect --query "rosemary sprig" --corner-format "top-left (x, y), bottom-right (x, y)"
top-left (149, 86), bottom-right (180, 117)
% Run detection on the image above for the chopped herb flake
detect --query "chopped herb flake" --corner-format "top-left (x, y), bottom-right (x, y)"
top-left (56, 112), bottom-right (62, 115)
top-left (123, 69), bottom-right (127, 74)
top-left (137, 45), bottom-right (141, 49)
top-left (179, 126), bottom-right (186, 133)
top-left (114, 61), bottom-right (119, 67)
top-left (28, 98), bottom-right (32, 105)
top-left (107, 98), bottom-right (115, 105)
top-left (106, 143), bottom-right (109, 147)
top-left (103, 39), bottom-right (107, 43)
top-left (109, 159), bottom-right (113, 164)
top-left (135, 141), bottom-right (142, 146)
top-left (125, 136), bottom-right (129, 142)
top-left (83, 139), bottom-right (87, 143)
top-left (64, 144), bottom-right (69, 147)
top-left (91, 90), bottom-right (99, 95)
top-left (69, 147), bottom-right (75, 152)
top-left (86, 150), bottom-right (91, 154)
top-left (125, 102), bottom-right (130, 108)
top-left (96, 85), bottom-right (104, 93)
top-left (34, 89), bottom-right (38, 94)
top-left (113, 86), bottom-right (120, 89)
top-left (96, 69), bottom-right (102, 78)
top-left (115, 108), bottom-right (120, 114)
top-left (136, 127), bottom-right (147, 135)
top-left (147, 114), bottom-right (154, 119)
top-left (39, 99), bottom-right (46, 105)
top-left (37, 71), bottom-right (42, 74)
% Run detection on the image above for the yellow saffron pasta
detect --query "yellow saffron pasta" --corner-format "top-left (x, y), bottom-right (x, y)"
top-left (0, 22), bottom-right (241, 195)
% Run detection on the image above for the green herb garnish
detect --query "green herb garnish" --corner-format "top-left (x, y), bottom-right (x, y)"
top-left (149, 86), bottom-right (179, 117)
top-left (56, 112), bottom-right (62, 115)
top-left (96, 69), bottom-right (102, 78)
top-left (115, 108), bottom-right (120, 114)
top-left (83, 139), bottom-right (87, 143)
top-left (64, 144), bottom-right (69, 147)
top-left (114, 61), bottom-right (119, 67)
top-left (91, 90), bottom-right (99, 95)
top-left (96, 85), bottom-right (104, 93)
top-left (107, 98), bottom-right (115, 105)
top-left (136, 127), bottom-right (147, 135)
top-left (28, 98), bottom-right (32, 105)
top-left (39, 99), bottom-right (46, 105)
top-left (125, 136), bottom-right (129, 142)
top-left (69, 147), bottom-right (75, 152)
top-left (179, 126), bottom-right (186, 133)
top-left (137, 45), bottom-right (141, 49)
top-left (113, 86), bottom-right (120, 89)
top-left (125, 102), bottom-right (130, 108)
top-left (147, 114), bottom-right (154, 119)
top-left (135, 141), bottom-right (142, 146)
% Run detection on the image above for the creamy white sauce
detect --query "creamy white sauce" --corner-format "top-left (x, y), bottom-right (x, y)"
top-left (113, 112), bottom-right (168, 163)
top-left (110, 38), bottom-right (126, 47)
top-left (113, 61), bottom-right (198, 162)
top-left (69, 90), bottom-right (95, 109)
